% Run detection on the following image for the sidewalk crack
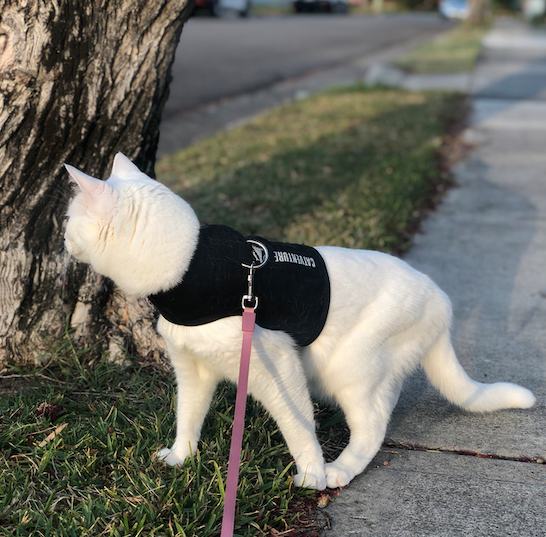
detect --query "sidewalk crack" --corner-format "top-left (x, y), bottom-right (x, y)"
top-left (382, 440), bottom-right (545, 465)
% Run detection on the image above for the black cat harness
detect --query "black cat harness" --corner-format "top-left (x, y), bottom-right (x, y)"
top-left (149, 224), bottom-right (330, 346)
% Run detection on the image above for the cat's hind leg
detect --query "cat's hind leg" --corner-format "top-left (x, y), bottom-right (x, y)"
top-left (249, 333), bottom-right (326, 490)
top-left (324, 377), bottom-right (402, 489)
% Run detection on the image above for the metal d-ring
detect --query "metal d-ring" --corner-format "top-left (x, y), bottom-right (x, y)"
top-left (242, 239), bottom-right (269, 270)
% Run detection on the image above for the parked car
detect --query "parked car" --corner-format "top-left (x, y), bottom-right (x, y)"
top-left (194, 0), bottom-right (251, 17)
top-left (439, 0), bottom-right (469, 19)
top-left (293, 0), bottom-right (349, 13)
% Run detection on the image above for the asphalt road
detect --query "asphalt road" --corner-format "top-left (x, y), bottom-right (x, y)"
top-left (159, 12), bottom-right (453, 154)
top-left (165, 13), bottom-right (452, 115)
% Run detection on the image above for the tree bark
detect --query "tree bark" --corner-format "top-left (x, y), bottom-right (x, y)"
top-left (467, 0), bottom-right (491, 25)
top-left (0, 0), bottom-right (193, 365)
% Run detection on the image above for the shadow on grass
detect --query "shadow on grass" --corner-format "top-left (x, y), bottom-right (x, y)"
top-left (159, 88), bottom-right (462, 254)
top-left (0, 350), bottom-right (306, 537)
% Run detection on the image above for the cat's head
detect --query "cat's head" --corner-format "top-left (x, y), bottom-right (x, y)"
top-left (64, 153), bottom-right (200, 297)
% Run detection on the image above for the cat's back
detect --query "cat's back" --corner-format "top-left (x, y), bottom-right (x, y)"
top-left (315, 245), bottom-right (447, 312)
top-left (317, 246), bottom-right (432, 287)
top-left (309, 246), bottom-right (450, 351)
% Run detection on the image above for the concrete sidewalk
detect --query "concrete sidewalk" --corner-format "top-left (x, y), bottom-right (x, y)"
top-left (323, 18), bottom-right (546, 536)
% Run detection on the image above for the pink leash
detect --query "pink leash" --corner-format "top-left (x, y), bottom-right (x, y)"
top-left (220, 307), bottom-right (255, 537)
top-left (220, 254), bottom-right (262, 536)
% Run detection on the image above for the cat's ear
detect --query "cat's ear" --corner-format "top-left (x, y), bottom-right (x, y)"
top-left (65, 164), bottom-right (117, 219)
top-left (111, 152), bottom-right (142, 179)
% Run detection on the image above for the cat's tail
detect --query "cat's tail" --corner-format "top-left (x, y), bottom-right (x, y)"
top-left (421, 332), bottom-right (536, 412)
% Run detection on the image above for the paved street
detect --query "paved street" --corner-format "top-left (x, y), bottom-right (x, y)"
top-left (165, 13), bottom-right (452, 113)
top-left (158, 13), bottom-right (453, 154)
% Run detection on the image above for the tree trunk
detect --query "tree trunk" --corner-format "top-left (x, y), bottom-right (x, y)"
top-left (467, 0), bottom-right (491, 25)
top-left (0, 0), bottom-right (193, 365)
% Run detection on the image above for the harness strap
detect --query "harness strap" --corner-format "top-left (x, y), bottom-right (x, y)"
top-left (220, 306), bottom-right (256, 537)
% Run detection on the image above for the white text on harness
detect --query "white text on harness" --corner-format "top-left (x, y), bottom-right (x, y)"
top-left (273, 250), bottom-right (316, 268)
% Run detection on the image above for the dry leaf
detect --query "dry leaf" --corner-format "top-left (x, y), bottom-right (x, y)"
top-left (317, 494), bottom-right (330, 508)
top-left (35, 402), bottom-right (64, 421)
top-left (37, 423), bottom-right (68, 447)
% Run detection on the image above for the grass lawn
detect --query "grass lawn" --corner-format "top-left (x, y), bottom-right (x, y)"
top-left (1, 352), bottom-right (310, 537)
top-left (394, 23), bottom-right (488, 73)
top-left (157, 87), bottom-right (460, 252)
top-left (0, 86), bottom-right (464, 537)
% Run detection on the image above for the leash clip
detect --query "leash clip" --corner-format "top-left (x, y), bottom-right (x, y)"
top-left (241, 239), bottom-right (268, 311)
top-left (242, 264), bottom-right (258, 310)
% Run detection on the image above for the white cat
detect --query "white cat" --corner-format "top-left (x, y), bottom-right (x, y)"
top-left (64, 153), bottom-right (536, 490)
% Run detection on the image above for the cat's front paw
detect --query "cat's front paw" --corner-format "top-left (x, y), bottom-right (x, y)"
top-left (294, 468), bottom-right (326, 490)
top-left (324, 461), bottom-right (355, 488)
top-left (156, 446), bottom-right (188, 467)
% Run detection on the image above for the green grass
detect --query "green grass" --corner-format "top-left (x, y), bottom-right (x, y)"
top-left (157, 86), bottom-right (460, 252)
top-left (394, 24), bottom-right (488, 73)
top-left (0, 342), bottom-right (314, 537)
top-left (1, 85), bottom-right (464, 536)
